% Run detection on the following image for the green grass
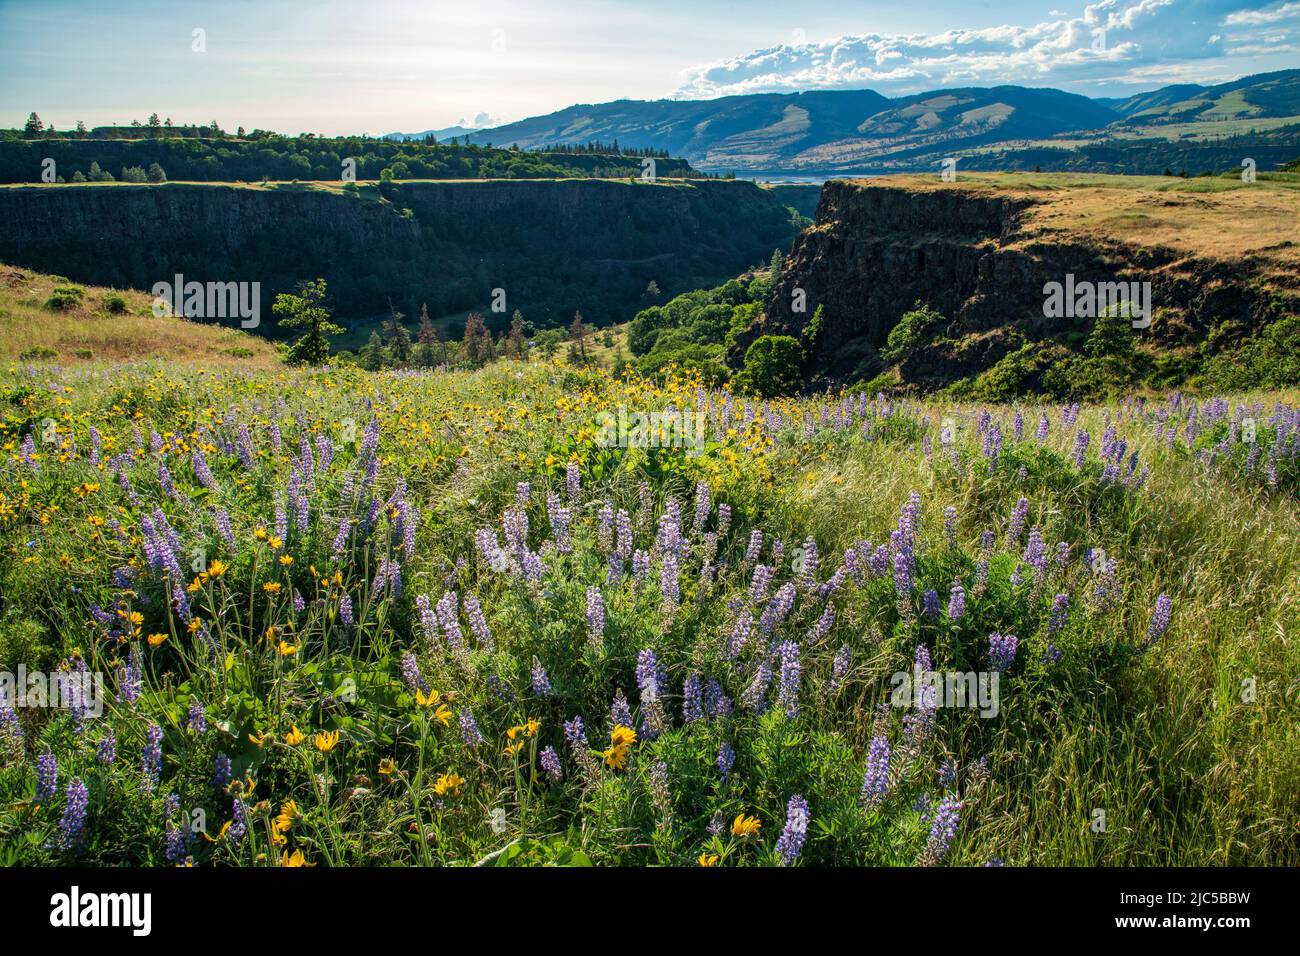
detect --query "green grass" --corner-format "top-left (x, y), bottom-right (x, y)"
top-left (0, 333), bottom-right (1296, 865)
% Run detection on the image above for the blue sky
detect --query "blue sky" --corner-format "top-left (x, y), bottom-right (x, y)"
top-left (1, 0), bottom-right (1296, 135)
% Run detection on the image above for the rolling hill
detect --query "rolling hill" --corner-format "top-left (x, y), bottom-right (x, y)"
top-left (443, 69), bottom-right (1300, 175)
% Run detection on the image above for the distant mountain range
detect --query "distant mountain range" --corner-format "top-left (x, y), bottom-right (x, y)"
top-left (385, 69), bottom-right (1300, 175)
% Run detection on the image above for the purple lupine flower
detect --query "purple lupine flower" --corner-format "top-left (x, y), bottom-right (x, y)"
top-left (597, 503), bottom-right (614, 554)
top-left (615, 508), bottom-right (633, 559)
top-left (632, 550), bottom-right (650, 591)
top-left (948, 582), bottom-right (966, 620)
top-left (531, 657), bottom-right (553, 697)
top-left (118, 650), bottom-right (142, 706)
top-left (1007, 496), bottom-right (1030, 546)
top-left (1037, 413), bottom-right (1050, 440)
top-left (682, 672), bottom-right (703, 723)
top-left (757, 583), bottom-right (796, 634)
top-left (717, 503), bottom-right (731, 537)
top-left (565, 459), bottom-right (580, 504)
top-left (988, 633), bottom-right (1019, 671)
top-left (458, 709), bottom-right (484, 747)
top-left (400, 651), bottom-right (430, 695)
top-left (717, 742), bottom-right (735, 781)
top-left (212, 753), bottom-right (233, 790)
top-left (96, 728), bottom-right (116, 765)
top-left (807, 605), bottom-right (835, 644)
top-left (563, 716), bottom-right (588, 751)
top-left (142, 722), bottom-right (163, 791)
top-left (540, 746), bottom-right (562, 782)
top-left (861, 735), bottom-right (891, 805)
top-left (922, 589), bottom-right (940, 619)
top-left (1072, 428), bottom-right (1091, 469)
top-left (635, 648), bottom-right (662, 701)
top-left (585, 587), bottom-right (605, 649)
top-left (749, 563), bottom-right (773, 604)
top-left (36, 750), bottom-right (58, 802)
top-left (939, 757), bottom-right (958, 789)
top-left (1145, 593), bottom-right (1173, 647)
top-left (827, 645), bottom-right (851, 695)
top-left (776, 794), bottom-right (810, 865)
top-left (660, 553), bottom-right (680, 614)
top-left (436, 592), bottom-right (465, 651)
top-left (1048, 592), bottom-right (1069, 634)
top-left (776, 641), bottom-right (801, 718)
top-left (893, 546), bottom-right (914, 602)
top-left (943, 506), bottom-right (958, 549)
top-left (609, 690), bottom-right (634, 730)
top-left (186, 699), bottom-right (207, 735)
top-left (58, 778), bottom-right (90, 851)
top-left (228, 795), bottom-right (249, 848)
top-left (339, 593), bottom-right (354, 627)
top-left (693, 480), bottom-right (711, 534)
top-left (214, 507), bottom-right (236, 553)
top-left (725, 611), bottom-right (753, 660)
top-left (744, 529), bottom-right (763, 565)
top-left (921, 796), bottom-right (962, 865)
top-left (741, 661), bottom-right (772, 713)
top-left (463, 594), bottom-right (494, 652)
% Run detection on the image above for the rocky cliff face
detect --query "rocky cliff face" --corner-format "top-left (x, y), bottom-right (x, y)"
top-left (736, 178), bottom-right (1296, 391)
top-left (0, 179), bottom-right (796, 331)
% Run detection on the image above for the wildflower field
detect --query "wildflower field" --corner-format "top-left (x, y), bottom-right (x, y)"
top-left (1, 356), bottom-right (1297, 866)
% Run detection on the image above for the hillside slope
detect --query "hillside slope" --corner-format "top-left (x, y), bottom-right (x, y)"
top-left (741, 172), bottom-right (1300, 396)
top-left (0, 266), bottom-right (279, 368)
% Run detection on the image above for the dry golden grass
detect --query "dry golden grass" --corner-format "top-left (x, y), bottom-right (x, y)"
top-left (844, 172), bottom-right (1300, 267)
top-left (0, 265), bottom-right (281, 370)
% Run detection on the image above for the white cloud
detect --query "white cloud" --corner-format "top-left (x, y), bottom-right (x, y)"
top-left (673, 1), bottom-right (1289, 99)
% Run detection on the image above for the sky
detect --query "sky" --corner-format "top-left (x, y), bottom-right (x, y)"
top-left (1, 0), bottom-right (1296, 135)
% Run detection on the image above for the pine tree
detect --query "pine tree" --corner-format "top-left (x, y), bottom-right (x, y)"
top-left (459, 312), bottom-right (493, 367)
top-left (507, 309), bottom-right (527, 360)
top-left (146, 163), bottom-right (167, 183)
top-left (273, 278), bottom-right (344, 365)
top-left (569, 311), bottom-right (589, 365)
top-left (769, 248), bottom-right (785, 275)
top-left (382, 303), bottom-right (412, 364)
top-left (358, 330), bottom-right (387, 370)
top-left (23, 112), bottom-right (43, 138)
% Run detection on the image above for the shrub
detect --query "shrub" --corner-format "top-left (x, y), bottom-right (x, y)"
top-left (103, 293), bottom-right (128, 314)
top-left (742, 334), bottom-right (805, 397)
top-left (882, 301), bottom-right (945, 363)
top-left (45, 286), bottom-right (85, 311)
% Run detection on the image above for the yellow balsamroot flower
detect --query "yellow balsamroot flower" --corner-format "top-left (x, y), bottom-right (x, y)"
top-left (147, 632), bottom-right (168, 647)
top-left (378, 758), bottom-right (397, 775)
top-left (414, 687), bottom-right (441, 708)
top-left (524, 718), bottom-right (541, 737)
top-left (610, 724), bottom-right (637, 749)
top-left (504, 741), bottom-right (524, 756)
top-left (275, 801), bottom-right (297, 834)
top-left (698, 852), bottom-right (720, 867)
top-left (281, 849), bottom-right (311, 868)
top-left (248, 731), bottom-right (270, 747)
top-left (285, 726), bottom-right (306, 746)
top-left (603, 745), bottom-right (630, 770)
top-left (203, 821), bottom-right (233, 843)
top-left (314, 731), bottom-right (340, 753)
top-left (731, 813), bottom-right (762, 839)
top-left (433, 704), bottom-right (453, 726)
top-left (434, 772), bottom-right (464, 797)
top-left (263, 581), bottom-right (282, 595)
top-left (279, 554), bottom-right (294, 566)
top-left (207, 559), bottom-right (227, 578)
top-left (128, 611), bottom-right (144, 626)
top-left (278, 641), bottom-right (299, 657)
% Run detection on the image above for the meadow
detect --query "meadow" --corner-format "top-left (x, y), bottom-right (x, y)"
top-left (1, 293), bottom-right (1297, 866)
